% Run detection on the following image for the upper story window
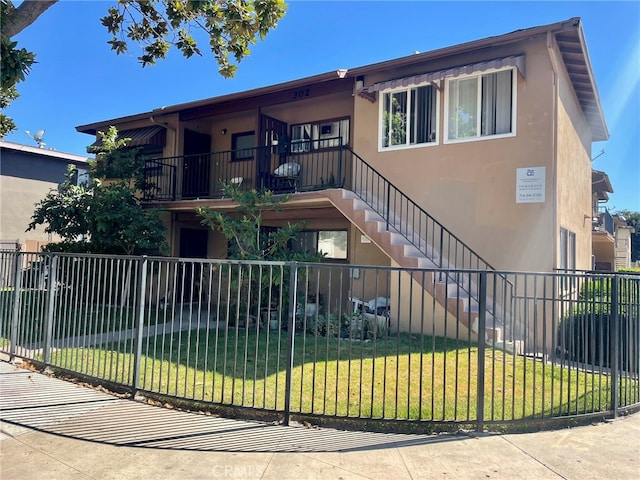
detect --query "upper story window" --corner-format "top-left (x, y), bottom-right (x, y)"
top-left (380, 84), bottom-right (437, 150)
top-left (232, 131), bottom-right (255, 161)
top-left (290, 118), bottom-right (349, 153)
top-left (446, 68), bottom-right (515, 142)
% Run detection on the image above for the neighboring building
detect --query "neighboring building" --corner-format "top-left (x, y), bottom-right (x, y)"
top-left (591, 169), bottom-right (635, 271)
top-left (76, 18), bottom-right (608, 343)
top-left (0, 140), bottom-right (90, 251)
top-left (613, 215), bottom-right (635, 270)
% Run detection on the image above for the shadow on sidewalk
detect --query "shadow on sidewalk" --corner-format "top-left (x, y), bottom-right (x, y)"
top-left (1, 366), bottom-right (471, 453)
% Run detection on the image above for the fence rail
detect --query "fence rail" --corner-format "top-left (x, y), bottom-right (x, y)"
top-left (1, 250), bottom-right (638, 432)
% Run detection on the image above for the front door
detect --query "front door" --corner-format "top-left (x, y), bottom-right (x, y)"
top-left (178, 228), bottom-right (209, 302)
top-left (182, 129), bottom-right (211, 198)
top-left (258, 115), bottom-right (288, 190)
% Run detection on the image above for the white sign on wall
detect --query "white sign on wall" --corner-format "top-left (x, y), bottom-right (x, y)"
top-left (516, 167), bottom-right (546, 204)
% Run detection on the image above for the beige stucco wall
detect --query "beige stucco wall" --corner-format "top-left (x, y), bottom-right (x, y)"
top-left (554, 45), bottom-right (594, 271)
top-left (352, 36), bottom-right (571, 273)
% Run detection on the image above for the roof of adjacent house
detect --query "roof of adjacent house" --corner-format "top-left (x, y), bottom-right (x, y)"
top-left (0, 140), bottom-right (90, 164)
top-left (76, 17), bottom-right (608, 142)
top-left (592, 169), bottom-right (614, 201)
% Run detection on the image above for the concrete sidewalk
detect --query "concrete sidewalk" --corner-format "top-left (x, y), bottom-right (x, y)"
top-left (1, 360), bottom-right (638, 480)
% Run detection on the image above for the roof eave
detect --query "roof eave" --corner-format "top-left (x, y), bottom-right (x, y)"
top-left (76, 17), bottom-right (608, 142)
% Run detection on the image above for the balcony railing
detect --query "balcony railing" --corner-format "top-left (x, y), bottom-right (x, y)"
top-left (594, 206), bottom-right (615, 236)
top-left (143, 139), bottom-right (345, 201)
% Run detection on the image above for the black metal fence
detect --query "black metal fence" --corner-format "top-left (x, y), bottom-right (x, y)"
top-left (1, 250), bottom-right (638, 432)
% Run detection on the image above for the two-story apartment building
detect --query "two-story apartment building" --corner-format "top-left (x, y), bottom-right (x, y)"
top-left (76, 18), bottom-right (608, 344)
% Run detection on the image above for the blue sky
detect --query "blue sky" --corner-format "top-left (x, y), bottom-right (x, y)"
top-left (5, 0), bottom-right (640, 211)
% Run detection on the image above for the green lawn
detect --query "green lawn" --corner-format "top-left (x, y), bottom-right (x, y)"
top-left (44, 327), bottom-right (636, 423)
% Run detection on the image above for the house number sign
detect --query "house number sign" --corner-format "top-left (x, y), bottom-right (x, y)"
top-left (293, 88), bottom-right (311, 100)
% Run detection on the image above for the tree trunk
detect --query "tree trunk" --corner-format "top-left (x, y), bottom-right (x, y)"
top-left (3, 0), bottom-right (58, 38)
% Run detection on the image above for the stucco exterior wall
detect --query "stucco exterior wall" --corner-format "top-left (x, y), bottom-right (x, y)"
top-left (554, 46), bottom-right (594, 271)
top-left (0, 146), bottom-right (89, 249)
top-left (352, 36), bottom-right (560, 272)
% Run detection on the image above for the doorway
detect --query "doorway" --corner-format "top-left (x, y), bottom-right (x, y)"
top-left (258, 115), bottom-right (288, 190)
top-left (178, 228), bottom-right (209, 303)
top-left (182, 129), bottom-right (211, 198)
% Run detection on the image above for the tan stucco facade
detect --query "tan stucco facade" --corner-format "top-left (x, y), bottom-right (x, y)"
top-left (75, 19), bottom-right (609, 340)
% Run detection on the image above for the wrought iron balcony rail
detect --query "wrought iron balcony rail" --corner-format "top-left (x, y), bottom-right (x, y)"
top-left (593, 206), bottom-right (615, 235)
top-left (143, 139), bottom-right (345, 201)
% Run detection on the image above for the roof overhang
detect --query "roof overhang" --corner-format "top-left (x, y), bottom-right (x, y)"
top-left (76, 17), bottom-right (608, 142)
top-left (89, 126), bottom-right (166, 148)
top-left (361, 55), bottom-right (526, 94)
top-left (592, 169), bottom-right (613, 201)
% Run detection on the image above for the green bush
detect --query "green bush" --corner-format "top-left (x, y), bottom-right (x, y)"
top-left (558, 277), bottom-right (639, 370)
top-left (557, 312), bottom-right (637, 370)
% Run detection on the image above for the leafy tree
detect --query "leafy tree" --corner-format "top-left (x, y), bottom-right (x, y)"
top-left (0, 0), bottom-right (287, 136)
top-left (197, 183), bottom-right (322, 323)
top-left (617, 210), bottom-right (640, 262)
top-left (0, 85), bottom-right (20, 137)
top-left (197, 182), bottom-right (322, 262)
top-left (27, 126), bottom-right (167, 255)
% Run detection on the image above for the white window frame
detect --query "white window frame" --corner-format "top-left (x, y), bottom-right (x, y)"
top-left (444, 66), bottom-right (517, 144)
top-left (378, 82), bottom-right (439, 152)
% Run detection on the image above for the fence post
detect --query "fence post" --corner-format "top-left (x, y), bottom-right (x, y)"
top-left (610, 275), bottom-right (619, 419)
top-left (283, 262), bottom-right (298, 426)
top-left (171, 165), bottom-right (177, 201)
top-left (132, 256), bottom-right (148, 394)
top-left (385, 183), bottom-right (391, 230)
top-left (9, 252), bottom-right (23, 360)
top-left (439, 229), bottom-right (444, 268)
top-left (337, 143), bottom-right (343, 188)
top-left (43, 255), bottom-right (58, 364)
top-left (476, 271), bottom-right (487, 433)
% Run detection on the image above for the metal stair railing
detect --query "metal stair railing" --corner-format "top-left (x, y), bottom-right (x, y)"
top-left (342, 145), bottom-right (516, 340)
top-left (343, 146), bottom-right (496, 272)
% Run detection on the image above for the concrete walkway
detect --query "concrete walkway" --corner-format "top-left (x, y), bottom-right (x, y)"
top-left (1, 360), bottom-right (639, 480)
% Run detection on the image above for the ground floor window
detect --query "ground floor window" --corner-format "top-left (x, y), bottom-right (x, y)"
top-left (292, 230), bottom-right (348, 260)
top-left (560, 227), bottom-right (576, 290)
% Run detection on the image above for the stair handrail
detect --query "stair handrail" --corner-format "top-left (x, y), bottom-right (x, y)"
top-left (343, 146), bottom-right (497, 272)
top-left (342, 146), bottom-right (518, 340)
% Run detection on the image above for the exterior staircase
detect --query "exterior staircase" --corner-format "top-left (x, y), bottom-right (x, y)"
top-left (318, 147), bottom-right (524, 352)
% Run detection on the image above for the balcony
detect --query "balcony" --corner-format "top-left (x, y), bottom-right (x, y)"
top-left (143, 139), bottom-right (347, 202)
top-left (593, 206), bottom-right (614, 236)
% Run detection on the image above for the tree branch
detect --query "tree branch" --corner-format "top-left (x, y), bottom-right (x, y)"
top-left (3, 0), bottom-right (58, 38)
